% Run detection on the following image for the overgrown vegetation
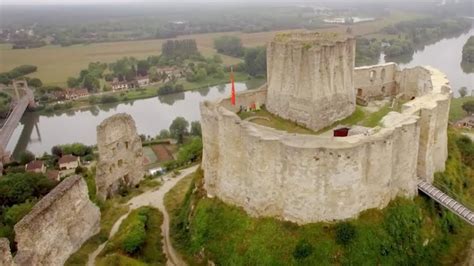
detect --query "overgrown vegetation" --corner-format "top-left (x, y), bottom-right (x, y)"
top-left (0, 65), bottom-right (37, 85)
top-left (169, 130), bottom-right (473, 265)
top-left (0, 172), bottom-right (58, 251)
top-left (97, 206), bottom-right (166, 265)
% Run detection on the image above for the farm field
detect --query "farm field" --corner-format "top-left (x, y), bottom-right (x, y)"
top-left (0, 11), bottom-right (421, 86)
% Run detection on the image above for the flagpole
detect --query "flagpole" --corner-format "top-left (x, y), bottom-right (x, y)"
top-left (231, 66), bottom-right (236, 106)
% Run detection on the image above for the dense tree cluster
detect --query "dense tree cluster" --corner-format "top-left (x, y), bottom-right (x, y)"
top-left (161, 39), bottom-right (199, 60)
top-left (355, 38), bottom-right (382, 66)
top-left (0, 65), bottom-right (38, 85)
top-left (67, 62), bottom-right (107, 92)
top-left (243, 47), bottom-right (266, 77)
top-left (462, 36), bottom-right (474, 63)
top-left (214, 36), bottom-right (245, 57)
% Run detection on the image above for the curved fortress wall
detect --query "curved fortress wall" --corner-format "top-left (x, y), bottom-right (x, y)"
top-left (201, 64), bottom-right (451, 224)
top-left (266, 33), bottom-right (356, 131)
top-left (13, 175), bottom-right (100, 266)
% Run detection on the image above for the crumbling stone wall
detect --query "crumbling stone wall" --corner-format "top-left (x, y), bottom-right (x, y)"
top-left (200, 64), bottom-right (451, 224)
top-left (266, 32), bottom-right (356, 131)
top-left (96, 113), bottom-right (145, 200)
top-left (13, 175), bottom-right (100, 266)
top-left (0, 238), bottom-right (14, 266)
top-left (354, 63), bottom-right (398, 98)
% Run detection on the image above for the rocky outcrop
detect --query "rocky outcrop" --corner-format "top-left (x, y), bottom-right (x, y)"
top-left (266, 32), bottom-right (356, 131)
top-left (96, 113), bottom-right (145, 200)
top-left (13, 175), bottom-right (100, 266)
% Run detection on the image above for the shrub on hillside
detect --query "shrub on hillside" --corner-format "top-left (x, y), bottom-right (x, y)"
top-left (292, 239), bottom-right (314, 260)
top-left (335, 222), bottom-right (356, 246)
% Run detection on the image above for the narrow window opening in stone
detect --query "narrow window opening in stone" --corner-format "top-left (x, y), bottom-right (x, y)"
top-left (125, 141), bottom-right (129, 149)
top-left (370, 70), bottom-right (376, 81)
top-left (381, 68), bottom-right (386, 81)
top-left (118, 159), bottom-right (123, 167)
top-left (381, 86), bottom-right (386, 94)
top-left (357, 88), bottom-right (363, 96)
top-left (123, 174), bottom-right (130, 184)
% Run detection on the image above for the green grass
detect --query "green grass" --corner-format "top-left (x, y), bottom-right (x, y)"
top-left (97, 206), bottom-right (166, 265)
top-left (450, 96), bottom-right (474, 122)
top-left (361, 105), bottom-right (392, 127)
top-left (169, 130), bottom-right (474, 265)
top-left (238, 106), bottom-right (316, 135)
top-left (96, 253), bottom-right (148, 266)
top-left (164, 173), bottom-right (196, 215)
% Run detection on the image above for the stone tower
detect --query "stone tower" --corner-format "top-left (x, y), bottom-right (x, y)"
top-left (95, 113), bottom-right (145, 200)
top-left (266, 32), bottom-right (356, 131)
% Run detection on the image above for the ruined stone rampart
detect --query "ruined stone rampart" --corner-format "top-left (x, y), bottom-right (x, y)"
top-left (266, 33), bottom-right (356, 131)
top-left (96, 113), bottom-right (145, 200)
top-left (354, 63), bottom-right (398, 98)
top-left (200, 64), bottom-right (451, 224)
top-left (13, 175), bottom-right (100, 266)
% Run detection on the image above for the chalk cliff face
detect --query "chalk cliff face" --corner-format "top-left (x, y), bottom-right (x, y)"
top-left (266, 33), bottom-right (356, 131)
top-left (13, 175), bottom-right (100, 266)
top-left (96, 113), bottom-right (145, 200)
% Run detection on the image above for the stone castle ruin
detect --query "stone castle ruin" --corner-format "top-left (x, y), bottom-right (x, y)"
top-left (96, 113), bottom-right (145, 200)
top-left (0, 175), bottom-right (100, 266)
top-left (266, 33), bottom-right (356, 131)
top-left (200, 32), bottom-right (452, 224)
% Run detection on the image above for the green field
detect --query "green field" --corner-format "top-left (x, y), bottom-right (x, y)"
top-left (0, 11), bottom-right (421, 86)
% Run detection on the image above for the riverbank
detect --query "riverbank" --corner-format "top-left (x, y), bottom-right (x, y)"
top-left (37, 72), bottom-right (264, 115)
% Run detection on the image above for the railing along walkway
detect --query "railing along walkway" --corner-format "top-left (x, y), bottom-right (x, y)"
top-left (418, 181), bottom-right (474, 226)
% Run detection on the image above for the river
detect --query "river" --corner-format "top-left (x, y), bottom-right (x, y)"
top-left (6, 82), bottom-right (253, 157)
top-left (379, 27), bottom-right (474, 96)
top-left (7, 28), bottom-right (474, 156)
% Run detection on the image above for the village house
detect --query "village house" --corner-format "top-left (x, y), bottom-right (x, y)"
top-left (58, 154), bottom-right (80, 170)
top-left (111, 80), bottom-right (130, 91)
top-left (52, 90), bottom-right (66, 101)
top-left (65, 88), bottom-right (89, 100)
top-left (46, 170), bottom-right (60, 182)
top-left (135, 76), bottom-right (150, 88)
top-left (454, 116), bottom-right (474, 129)
top-left (25, 160), bottom-right (46, 174)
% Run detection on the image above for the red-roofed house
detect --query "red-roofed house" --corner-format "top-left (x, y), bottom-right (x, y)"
top-left (58, 154), bottom-right (80, 170)
top-left (25, 160), bottom-right (46, 173)
top-left (46, 170), bottom-right (60, 181)
top-left (65, 88), bottom-right (89, 100)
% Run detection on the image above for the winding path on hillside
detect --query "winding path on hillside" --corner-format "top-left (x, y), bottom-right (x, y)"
top-left (87, 165), bottom-right (198, 266)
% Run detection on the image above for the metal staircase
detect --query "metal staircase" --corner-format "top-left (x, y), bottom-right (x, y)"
top-left (418, 181), bottom-right (474, 226)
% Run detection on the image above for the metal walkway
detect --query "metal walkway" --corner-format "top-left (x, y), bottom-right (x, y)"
top-left (418, 181), bottom-right (474, 226)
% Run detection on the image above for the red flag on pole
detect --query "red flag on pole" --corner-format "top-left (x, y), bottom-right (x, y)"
top-left (230, 66), bottom-right (236, 106)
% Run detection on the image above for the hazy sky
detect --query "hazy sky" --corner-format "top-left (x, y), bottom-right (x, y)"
top-left (2, 0), bottom-right (438, 5)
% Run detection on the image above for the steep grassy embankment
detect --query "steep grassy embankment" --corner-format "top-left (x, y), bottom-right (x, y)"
top-left (168, 130), bottom-right (473, 265)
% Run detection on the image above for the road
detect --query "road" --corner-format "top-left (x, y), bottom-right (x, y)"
top-left (87, 165), bottom-right (198, 266)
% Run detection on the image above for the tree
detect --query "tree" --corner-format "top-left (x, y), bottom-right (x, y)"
top-left (19, 150), bottom-right (35, 165)
top-left (0, 172), bottom-right (56, 206)
top-left (214, 36), bottom-right (244, 57)
top-left (51, 146), bottom-right (63, 157)
top-left (244, 46), bottom-right (267, 76)
top-left (83, 74), bottom-right (100, 92)
top-left (159, 129), bottom-right (171, 139)
top-left (67, 77), bottom-right (79, 88)
top-left (462, 101), bottom-right (474, 115)
top-left (190, 121), bottom-right (202, 136)
top-left (28, 78), bottom-right (42, 88)
top-left (169, 117), bottom-right (189, 144)
top-left (459, 87), bottom-right (468, 97)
